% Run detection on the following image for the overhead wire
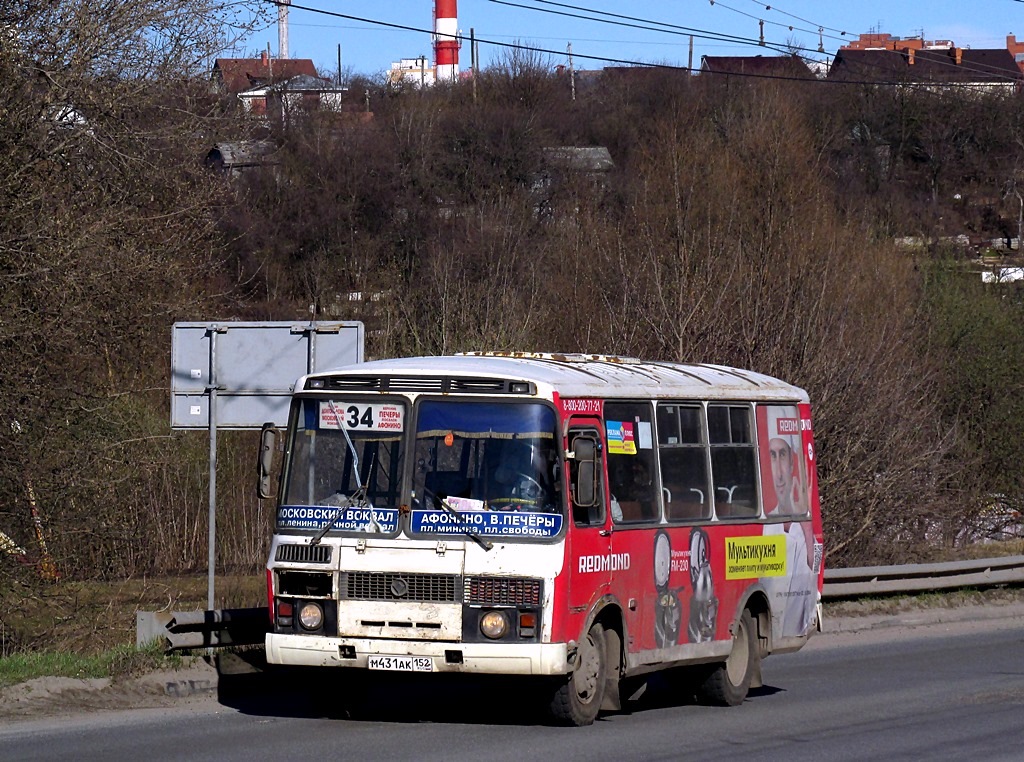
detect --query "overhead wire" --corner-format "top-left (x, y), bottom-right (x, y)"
top-left (528, 0), bottom-right (779, 46)
top-left (733, 0), bottom-right (1024, 82)
top-left (507, 0), bottom-right (1021, 84)
top-left (488, 0), bottom-right (794, 55)
top-left (743, 0), bottom-right (851, 38)
top-left (708, 0), bottom-right (1021, 82)
top-left (709, 0), bottom-right (825, 39)
top-left (262, 0), bottom-right (1023, 88)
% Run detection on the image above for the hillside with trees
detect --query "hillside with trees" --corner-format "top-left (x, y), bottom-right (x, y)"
top-left (4, 5), bottom-right (1024, 652)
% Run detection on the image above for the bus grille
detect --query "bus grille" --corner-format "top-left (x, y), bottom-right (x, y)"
top-left (276, 543), bottom-right (332, 564)
top-left (345, 572), bottom-right (458, 602)
top-left (465, 576), bottom-right (542, 606)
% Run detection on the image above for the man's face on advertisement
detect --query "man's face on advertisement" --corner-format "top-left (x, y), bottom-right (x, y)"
top-left (769, 438), bottom-right (794, 504)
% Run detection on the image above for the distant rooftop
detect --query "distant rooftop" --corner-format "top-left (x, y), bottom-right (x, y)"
top-left (828, 47), bottom-right (1021, 85)
top-left (700, 54), bottom-right (815, 79)
top-left (212, 54), bottom-right (318, 94)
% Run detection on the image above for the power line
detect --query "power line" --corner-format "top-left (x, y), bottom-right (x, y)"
top-left (743, 0), bottom-right (850, 38)
top-left (262, 0), bottom-right (1023, 88)
top-left (497, 0), bottom-right (1019, 83)
top-left (520, 0), bottom-right (1022, 83)
top-left (710, 0), bottom-right (825, 39)
top-left (489, 0), bottom-right (794, 55)
top-left (264, 0), bottom-right (704, 71)
top-left (528, 0), bottom-right (779, 46)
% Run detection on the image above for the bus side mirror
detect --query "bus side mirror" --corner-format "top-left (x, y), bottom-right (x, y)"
top-left (258, 422), bottom-right (279, 499)
top-left (571, 436), bottom-right (599, 508)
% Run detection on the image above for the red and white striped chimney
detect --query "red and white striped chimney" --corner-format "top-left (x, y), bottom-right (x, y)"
top-left (433, 0), bottom-right (459, 82)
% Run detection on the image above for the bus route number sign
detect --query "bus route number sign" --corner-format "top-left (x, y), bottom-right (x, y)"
top-left (319, 402), bottom-right (405, 432)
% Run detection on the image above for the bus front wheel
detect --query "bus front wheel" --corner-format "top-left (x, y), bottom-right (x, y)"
top-left (549, 622), bottom-right (607, 726)
top-left (698, 609), bottom-right (757, 706)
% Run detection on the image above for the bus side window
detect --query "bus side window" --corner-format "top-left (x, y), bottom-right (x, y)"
top-left (707, 404), bottom-right (758, 518)
top-left (605, 401), bottom-right (659, 524)
top-left (657, 403), bottom-right (712, 522)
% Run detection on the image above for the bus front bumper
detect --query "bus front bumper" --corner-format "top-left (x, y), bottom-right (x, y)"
top-left (266, 633), bottom-right (570, 676)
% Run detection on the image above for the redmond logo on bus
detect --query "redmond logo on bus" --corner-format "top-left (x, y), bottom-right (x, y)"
top-left (578, 553), bottom-right (631, 573)
top-left (725, 536), bottom-right (787, 579)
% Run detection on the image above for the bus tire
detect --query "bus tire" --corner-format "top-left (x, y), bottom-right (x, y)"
top-left (698, 609), bottom-right (757, 706)
top-left (549, 622), bottom-right (607, 726)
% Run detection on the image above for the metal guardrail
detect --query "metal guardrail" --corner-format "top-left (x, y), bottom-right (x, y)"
top-left (136, 607), bottom-right (269, 651)
top-left (136, 555), bottom-right (1024, 652)
top-left (821, 554), bottom-right (1024, 599)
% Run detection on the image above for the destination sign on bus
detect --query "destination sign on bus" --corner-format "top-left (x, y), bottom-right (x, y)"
top-left (411, 509), bottom-right (563, 538)
top-left (319, 402), bottom-right (405, 431)
top-left (276, 505), bottom-right (400, 532)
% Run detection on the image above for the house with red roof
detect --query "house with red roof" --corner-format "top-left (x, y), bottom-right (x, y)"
top-left (212, 52), bottom-right (319, 95)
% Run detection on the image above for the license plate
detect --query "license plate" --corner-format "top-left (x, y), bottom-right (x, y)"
top-left (367, 655), bottom-right (433, 672)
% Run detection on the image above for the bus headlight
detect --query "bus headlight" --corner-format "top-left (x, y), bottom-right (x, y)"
top-left (480, 610), bottom-right (509, 639)
top-left (298, 602), bottom-right (324, 630)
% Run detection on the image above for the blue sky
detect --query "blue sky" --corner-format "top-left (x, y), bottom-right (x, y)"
top-left (239, 1), bottom-right (1024, 77)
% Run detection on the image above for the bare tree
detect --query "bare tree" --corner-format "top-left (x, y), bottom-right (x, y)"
top-left (0, 1), bottom-right (271, 591)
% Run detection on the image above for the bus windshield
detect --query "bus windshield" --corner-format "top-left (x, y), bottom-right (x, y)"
top-left (410, 401), bottom-right (563, 540)
top-left (277, 398), bottom-right (406, 534)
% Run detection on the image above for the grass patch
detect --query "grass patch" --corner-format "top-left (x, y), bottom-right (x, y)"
top-left (823, 585), bottom-right (1024, 618)
top-left (0, 640), bottom-right (181, 689)
top-left (935, 539), bottom-right (1024, 561)
top-left (1, 573), bottom-right (266, 657)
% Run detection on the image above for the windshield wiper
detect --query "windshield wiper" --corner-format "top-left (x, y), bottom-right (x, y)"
top-left (422, 487), bottom-right (493, 551)
top-left (310, 490), bottom-right (361, 546)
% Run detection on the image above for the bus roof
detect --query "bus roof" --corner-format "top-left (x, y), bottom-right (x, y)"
top-left (298, 353), bottom-right (809, 403)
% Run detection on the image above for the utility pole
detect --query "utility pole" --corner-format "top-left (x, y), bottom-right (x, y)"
top-left (567, 42), bottom-right (576, 102)
top-left (471, 28), bottom-right (477, 103)
top-left (279, 0), bottom-right (290, 59)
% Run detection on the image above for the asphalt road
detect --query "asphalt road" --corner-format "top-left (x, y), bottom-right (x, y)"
top-left (2, 607), bottom-right (1023, 762)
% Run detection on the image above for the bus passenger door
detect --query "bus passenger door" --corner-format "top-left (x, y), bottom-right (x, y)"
top-left (565, 424), bottom-right (611, 621)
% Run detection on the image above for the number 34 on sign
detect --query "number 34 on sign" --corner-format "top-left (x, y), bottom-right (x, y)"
top-left (319, 402), bottom-right (405, 431)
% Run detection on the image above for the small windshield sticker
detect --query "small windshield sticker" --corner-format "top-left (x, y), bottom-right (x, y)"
top-left (638, 421), bottom-right (653, 450)
top-left (444, 497), bottom-right (487, 512)
top-left (276, 505), bottom-right (400, 533)
top-left (412, 509), bottom-right (562, 538)
top-left (606, 420), bottom-right (637, 455)
top-left (319, 402), bottom-right (405, 432)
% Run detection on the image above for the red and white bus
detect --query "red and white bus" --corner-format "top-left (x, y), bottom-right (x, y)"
top-left (259, 352), bottom-right (824, 725)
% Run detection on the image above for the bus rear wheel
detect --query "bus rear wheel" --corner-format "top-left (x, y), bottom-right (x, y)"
top-left (549, 622), bottom-right (607, 726)
top-left (698, 609), bottom-right (757, 706)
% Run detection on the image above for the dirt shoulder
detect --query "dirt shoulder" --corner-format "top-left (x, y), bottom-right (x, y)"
top-left (0, 659), bottom-right (220, 720)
